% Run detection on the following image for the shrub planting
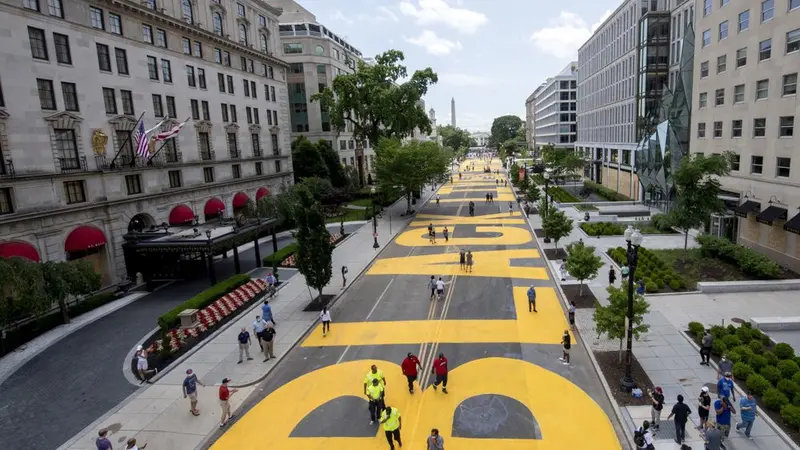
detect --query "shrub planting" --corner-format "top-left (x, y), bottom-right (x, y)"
top-left (157, 274), bottom-right (251, 331)
top-left (696, 234), bottom-right (784, 279)
top-left (547, 186), bottom-right (581, 203)
top-left (607, 247), bottom-right (687, 293)
top-left (582, 180), bottom-right (630, 201)
top-left (779, 360), bottom-right (800, 379)
top-left (781, 404), bottom-right (800, 430)
top-left (763, 388), bottom-right (791, 410)
top-left (776, 343), bottom-right (797, 360)
top-left (762, 365), bottom-right (783, 385)
top-left (732, 362), bottom-right (754, 380)
top-left (779, 379), bottom-right (800, 399)
top-left (747, 373), bottom-right (772, 395)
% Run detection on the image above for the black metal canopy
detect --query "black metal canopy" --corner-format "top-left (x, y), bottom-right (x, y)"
top-left (784, 212), bottom-right (800, 235)
top-left (756, 206), bottom-right (787, 226)
top-left (733, 200), bottom-right (761, 218)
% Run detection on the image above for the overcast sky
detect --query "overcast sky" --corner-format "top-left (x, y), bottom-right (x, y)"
top-left (293, 0), bottom-right (619, 131)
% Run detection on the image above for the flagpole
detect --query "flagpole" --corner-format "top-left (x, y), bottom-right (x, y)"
top-left (146, 117), bottom-right (191, 164)
top-left (108, 111), bottom-right (147, 169)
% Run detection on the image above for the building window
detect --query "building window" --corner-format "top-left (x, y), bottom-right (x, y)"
top-left (261, 34), bottom-right (269, 53)
top-left (246, 106), bottom-right (252, 123)
top-left (213, 12), bottom-right (223, 35)
top-left (731, 154), bottom-right (740, 171)
top-left (218, 73), bottom-right (225, 93)
top-left (193, 42), bottom-right (202, 58)
top-left (273, 110), bottom-right (277, 125)
top-left (53, 33), bottom-right (71, 64)
top-left (243, 80), bottom-right (250, 97)
top-left (90, 7), bottom-right (104, 30)
top-left (253, 108), bottom-right (259, 124)
top-left (97, 44), bottom-right (111, 72)
top-left (731, 120), bottom-right (743, 137)
top-left (699, 92), bottom-right (708, 108)
top-left (190, 99), bottom-right (200, 120)
top-left (240, 56), bottom-right (247, 71)
top-left (736, 48), bottom-right (747, 67)
top-left (761, 0), bottom-right (774, 22)
top-left (751, 156), bottom-right (764, 174)
top-left (143, 24), bottom-right (154, 44)
top-left (759, 39), bottom-right (772, 60)
top-left (717, 55), bottom-right (727, 73)
top-left (777, 157), bottom-right (791, 177)
top-left (162, 59), bottom-right (172, 82)
top-left (182, 37), bottom-right (191, 55)
top-left (232, 164), bottom-right (241, 179)
top-left (223, 51), bottom-right (231, 66)
top-left (734, 84), bottom-right (745, 103)
top-left (738, 10), bottom-right (750, 31)
top-left (102, 88), bottom-right (117, 114)
top-left (227, 75), bottom-right (234, 94)
top-left (23, 0), bottom-right (39, 11)
top-left (780, 116), bottom-right (795, 137)
top-left (230, 105), bottom-right (237, 123)
top-left (55, 129), bottom-right (79, 165)
top-left (703, 0), bottom-right (711, 16)
top-left (787, 29), bottom-right (800, 54)
top-left (146, 56), bottom-right (159, 81)
top-left (702, 29), bottom-right (711, 47)
top-left (144, 0), bottom-right (157, 10)
top-left (251, 134), bottom-right (261, 156)
top-left (28, 27), bottom-right (48, 60)
top-left (349, 140), bottom-right (355, 150)
top-left (754, 118), bottom-right (767, 137)
top-left (237, 2), bottom-right (245, 16)
top-left (715, 88), bottom-right (725, 106)
top-left (153, 94), bottom-right (164, 117)
top-left (199, 132), bottom-right (211, 159)
top-left (221, 104), bottom-right (229, 122)
top-left (166, 96), bottom-right (176, 117)
top-left (255, 162), bottom-right (263, 175)
top-left (125, 174), bottom-right (142, 195)
top-left (239, 24), bottom-right (248, 45)
top-left (284, 43), bottom-right (303, 54)
top-left (251, 81), bottom-right (257, 98)
top-left (784, 73), bottom-right (798, 96)
top-left (756, 79), bottom-right (769, 99)
top-left (0, 188), bottom-right (12, 215)
top-left (274, 160), bottom-right (281, 173)
top-left (168, 170), bottom-right (182, 188)
top-left (115, 48), bottom-right (129, 75)
top-left (181, 0), bottom-right (194, 24)
top-left (270, 86), bottom-right (276, 101)
top-left (792, 0), bottom-right (800, 10)
top-left (700, 61), bottom-right (709, 78)
top-left (201, 100), bottom-right (210, 120)
top-left (713, 121), bottom-right (723, 138)
top-left (156, 29), bottom-right (167, 47)
top-left (37, 79), bottom-right (56, 110)
top-left (62, 82), bottom-right (79, 111)
top-left (271, 134), bottom-right (279, 155)
top-left (719, 21), bottom-right (728, 40)
top-left (109, 13), bottom-right (122, 35)
top-left (186, 65), bottom-right (196, 87)
top-left (64, 180), bottom-right (86, 204)
top-left (121, 90), bottom-right (134, 115)
top-left (266, 109), bottom-right (273, 125)
top-left (198, 68), bottom-right (207, 89)
top-left (203, 167), bottom-right (214, 183)
top-left (227, 133), bottom-right (239, 158)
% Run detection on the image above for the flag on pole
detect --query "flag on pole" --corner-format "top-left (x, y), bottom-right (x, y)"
top-left (154, 120), bottom-right (187, 141)
top-left (133, 119), bottom-right (149, 157)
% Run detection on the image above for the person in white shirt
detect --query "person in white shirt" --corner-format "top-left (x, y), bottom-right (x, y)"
top-left (435, 278), bottom-right (445, 300)
top-left (320, 306), bottom-right (332, 337)
top-left (635, 420), bottom-right (655, 449)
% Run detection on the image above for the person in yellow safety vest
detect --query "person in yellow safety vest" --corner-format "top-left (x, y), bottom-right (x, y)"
top-left (366, 378), bottom-right (386, 425)
top-left (380, 406), bottom-right (402, 450)
top-left (363, 364), bottom-right (386, 395)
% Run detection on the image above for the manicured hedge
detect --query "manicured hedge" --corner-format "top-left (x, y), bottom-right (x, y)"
top-left (607, 246), bottom-right (687, 292)
top-left (696, 234), bottom-right (784, 279)
top-left (582, 222), bottom-right (625, 236)
top-left (263, 243), bottom-right (298, 267)
top-left (583, 180), bottom-right (631, 201)
top-left (547, 186), bottom-right (581, 203)
top-left (687, 320), bottom-right (800, 431)
top-left (157, 274), bottom-right (251, 331)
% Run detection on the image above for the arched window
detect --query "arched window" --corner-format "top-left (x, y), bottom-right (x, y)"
top-left (212, 12), bottom-right (223, 35)
top-left (181, 0), bottom-right (193, 24)
top-left (260, 33), bottom-right (268, 53)
top-left (144, 0), bottom-right (156, 9)
top-left (238, 23), bottom-right (248, 45)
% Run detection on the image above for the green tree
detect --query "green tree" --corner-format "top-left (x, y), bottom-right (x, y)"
top-left (291, 136), bottom-right (328, 182)
top-left (668, 153), bottom-right (731, 255)
top-left (489, 115), bottom-right (523, 149)
top-left (41, 260), bottom-right (100, 324)
top-left (499, 135), bottom-right (527, 160)
top-left (565, 242), bottom-right (603, 295)
top-left (310, 50), bottom-right (438, 149)
top-left (524, 183), bottom-right (541, 204)
top-left (0, 258), bottom-right (50, 330)
top-left (316, 139), bottom-right (347, 188)
top-left (293, 184), bottom-right (335, 303)
top-left (343, 165), bottom-right (361, 193)
top-left (375, 139), bottom-right (449, 213)
top-left (593, 286), bottom-right (651, 362)
top-left (542, 209), bottom-right (573, 250)
top-left (541, 144), bottom-right (584, 181)
top-left (438, 125), bottom-right (473, 152)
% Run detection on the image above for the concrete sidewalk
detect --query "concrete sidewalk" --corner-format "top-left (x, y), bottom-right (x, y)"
top-left (60, 186), bottom-right (438, 450)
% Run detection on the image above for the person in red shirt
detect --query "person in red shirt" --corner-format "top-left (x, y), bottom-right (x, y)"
top-left (218, 378), bottom-right (238, 428)
top-left (401, 352), bottom-right (422, 394)
top-left (431, 353), bottom-right (449, 394)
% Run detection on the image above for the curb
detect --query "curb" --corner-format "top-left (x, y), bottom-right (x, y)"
top-left (521, 183), bottom-right (635, 450)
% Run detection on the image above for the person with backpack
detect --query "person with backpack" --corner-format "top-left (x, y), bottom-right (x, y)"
top-left (648, 386), bottom-right (664, 430)
top-left (667, 394), bottom-right (692, 445)
top-left (633, 420), bottom-right (654, 449)
top-left (261, 321), bottom-right (276, 361)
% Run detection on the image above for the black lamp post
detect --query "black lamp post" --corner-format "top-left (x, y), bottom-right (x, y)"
top-left (621, 225), bottom-right (643, 391)
top-left (371, 186), bottom-right (379, 249)
top-left (543, 171), bottom-right (551, 243)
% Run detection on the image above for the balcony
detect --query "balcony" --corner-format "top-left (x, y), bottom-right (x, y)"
top-left (229, 149), bottom-right (241, 159)
top-left (252, 148), bottom-right (263, 158)
top-left (165, 151), bottom-right (183, 164)
top-left (58, 156), bottom-right (88, 173)
top-left (0, 159), bottom-right (13, 178)
top-left (272, 148), bottom-right (281, 157)
top-left (200, 150), bottom-right (215, 161)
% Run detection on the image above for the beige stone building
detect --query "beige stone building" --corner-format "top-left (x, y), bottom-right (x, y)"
top-left (0, 0), bottom-right (294, 285)
top-left (691, 0), bottom-right (800, 270)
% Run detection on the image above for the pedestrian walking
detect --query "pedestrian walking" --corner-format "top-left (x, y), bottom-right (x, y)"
top-left (667, 394), bottom-right (692, 445)
top-left (717, 371), bottom-right (735, 402)
top-left (366, 378), bottom-right (386, 424)
top-left (490, 193), bottom-right (494, 203)
top-left (363, 365), bottom-right (387, 394)
top-left (568, 301), bottom-right (576, 330)
top-left (700, 330), bottom-right (713, 365)
top-left (717, 355), bottom-right (734, 381)
top-left (504, 179), bottom-right (507, 187)
top-left (698, 386), bottom-right (712, 430)
top-left (401, 352), bottom-right (422, 394)
top-left (608, 267), bottom-right (616, 285)
top-left (264, 271), bottom-right (277, 297)
top-left (380, 406), bottom-right (403, 450)
top-left (428, 275), bottom-right (437, 300)
top-left (714, 396), bottom-right (735, 440)
top-left (496, 179), bottom-right (499, 185)
top-left (648, 386), bottom-right (664, 430)
top-left (703, 420), bottom-right (724, 450)
top-left (636, 279), bottom-right (645, 295)
top-left (466, 251), bottom-right (473, 272)
top-left (436, 194), bottom-right (440, 206)
top-left (443, 226), bottom-right (449, 242)
top-left (341, 265), bottom-right (348, 288)
top-left (459, 250), bottom-right (466, 270)
top-left (559, 330), bottom-right (571, 365)
top-left (135, 347), bottom-right (157, 383)
top-left (261, 320), bottom-right (276, 360)
top-left (435, 277), bottom-right (445, 300)
top-left (508, 201), bottom-right (513, 215)
top-left (426, 428), bottom-right (444, 450)
top-left (431, 353), bottom-right (449, 393)
top-left (96, 429), bottom-right (113, 450)
top-left (621, 264), bottom-right (630, 281)
top-left (218, 378), bottom-right (238, 427)
top-left (237, 327), bottom-right (253, 364)
top-left (320, 306), bottom-right (332, 337)
top-left (430, 228), bottom-right (437, 244)
top-left (633, 420), bottom-right (654, 449)
top-left (125, 438), bottom-right (146, 450)
top-left (527, 284), bottom-right (537, 312)
top-left (428, 223), bottom-right (433, 238)
top-left (485, 193), bottom-right (490, 203)
top-left (252, 315), bottom-right (268, 350)
top-left (261, 300), bottom-right (275, 325)
top-left (559, 261), bottom-right (567, 281)
top-left (468, 201), bottom-right (474, 216)
top-left (735, 391), bottom-right (757, 438)
top-left (182, 368), bottom-right (205, 416)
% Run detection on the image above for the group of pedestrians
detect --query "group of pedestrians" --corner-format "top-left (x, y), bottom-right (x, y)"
top-left (426, 223), bottom-right (450, 243)
top-left (238, 300), bottom-right (277, 363)
top-left (458, 250), bottom-right (474, 272)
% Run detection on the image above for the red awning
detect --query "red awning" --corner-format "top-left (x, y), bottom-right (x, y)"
top-left (0, 241), bottom-right (41, 262)
top-left (232, 192), bottom-right (250, 209)
top-left (204, 198), bottom-right (225, 217)
top-left (65, 226), bottom-right (107, 253)
top-left (168, 204), bottom-right (195, 225)
top-left (256, 187), bottom-right (270, 200)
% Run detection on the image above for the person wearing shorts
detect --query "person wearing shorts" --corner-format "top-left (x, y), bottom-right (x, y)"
top-left (136, 349), bottom-right (157, 382)
top-left (559, 330), bottom-right (571, 365)
top-left (182, 369), bottom-right (205, 416)
top-left (435, 277), bottom-right (445, 300)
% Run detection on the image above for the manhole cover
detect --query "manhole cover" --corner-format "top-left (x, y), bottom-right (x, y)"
top-left (731, 317), bottom-right (745, 324)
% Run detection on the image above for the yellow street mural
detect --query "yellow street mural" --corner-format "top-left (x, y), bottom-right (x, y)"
top-left (410, 212), bottom-right (525, 227)
top-left (367, 249), bottom-right (548, 280)
top-left (394, 226), bottom-right (533, 247)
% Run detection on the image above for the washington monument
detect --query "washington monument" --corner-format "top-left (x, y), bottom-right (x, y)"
top-left (450, 97), bottom-right (456, 127)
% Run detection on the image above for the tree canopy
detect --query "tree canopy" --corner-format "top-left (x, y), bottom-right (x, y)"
top-left (316, 139), bottom-right (347, 188)
top-left (593, 286), bottom-right (650, 361)
top-left (291, 136), bottom-right (329, 182)
top-left (489, 115), bottom-right (523, 149)
top-left (375, 139), bottom-right (450, 212)
top-left (540, 144), bottom-right (584, 179)
top-left (293, 184), bottom-right (334, 302)
top-left (565, 242), bottom-right (603, 296)
top-left (542, 209), bottom-right (573, 250)
top-left (309, 49), bottom-right (438, 148)
top-left (438, 125), bottom-right (475, 152)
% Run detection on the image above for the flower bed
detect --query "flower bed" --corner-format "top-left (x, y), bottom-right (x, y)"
top-left (606, 247), bottom-right (687, 292)
top-left (280, 233), bottom-right (343, 268)
top-left (687, 321), bottom-right (800, 443)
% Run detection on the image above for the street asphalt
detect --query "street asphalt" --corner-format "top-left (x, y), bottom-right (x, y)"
top-left (0, 225), bottom-right (361, 450)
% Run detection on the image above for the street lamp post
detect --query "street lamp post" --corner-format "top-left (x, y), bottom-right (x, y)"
top-left (621, 225), bottom-right (643, 391)
top-left (543, 171), bottom-right (551, 243)
top-left (371, 186), bottom-right (379, 249)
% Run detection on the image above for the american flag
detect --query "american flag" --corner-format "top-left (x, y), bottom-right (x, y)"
top-left (133, 119), bottom-right (150, 157)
